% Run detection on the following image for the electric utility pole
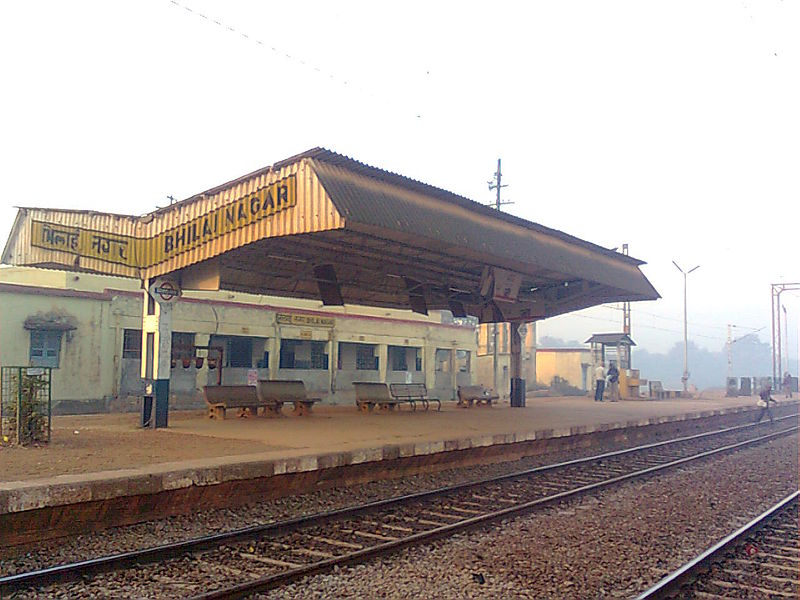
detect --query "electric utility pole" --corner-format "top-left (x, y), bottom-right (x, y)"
top-left (488, 159), bottom-right (511, 394)
top-left (673, 260), bottom-right (700, 393)
top-left (771, 283), bottom-right (800, 384)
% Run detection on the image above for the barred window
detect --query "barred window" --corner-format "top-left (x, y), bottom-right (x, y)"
top-left (30, 330), bottom-right (62, 368)
top-left (356, 344), bottom-right (378, 371)
top-left (122, 329), bottom-right (142, 359)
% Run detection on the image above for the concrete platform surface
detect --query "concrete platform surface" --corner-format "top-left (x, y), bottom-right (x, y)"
top-left (0, 394), bottom-right (771, 484)
top-left (2, 393), bottom-right (795, 540)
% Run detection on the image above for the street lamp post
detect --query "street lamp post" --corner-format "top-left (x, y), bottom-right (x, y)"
top-left (673, 261), bottom-right (700, 393)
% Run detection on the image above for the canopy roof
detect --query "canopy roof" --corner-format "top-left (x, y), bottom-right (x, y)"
top-left (2, 148), bottom-right (659, 322)
top-left (585, 333), bottom-right (637, 346)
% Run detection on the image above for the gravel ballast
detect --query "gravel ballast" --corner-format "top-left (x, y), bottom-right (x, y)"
top-left (260, 432), bottom-right (798, 600)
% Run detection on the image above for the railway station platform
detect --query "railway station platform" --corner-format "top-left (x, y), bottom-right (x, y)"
top-left (1, 394), bottom-right (795, 546)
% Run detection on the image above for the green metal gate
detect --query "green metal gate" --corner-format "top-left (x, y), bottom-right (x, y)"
top-left (0, 367), bottom-right (52, 445)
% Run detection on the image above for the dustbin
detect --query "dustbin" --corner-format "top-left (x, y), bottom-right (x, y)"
top-left (510, 377), bottom-right (526, 407)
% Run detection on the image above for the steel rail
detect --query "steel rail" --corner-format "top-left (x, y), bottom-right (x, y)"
top-left (189, 426), bottom-right (797, 599)
top-left (1, 414), bottom-right (795, 595)
top-left (634, 490), bottom-right (799, 600)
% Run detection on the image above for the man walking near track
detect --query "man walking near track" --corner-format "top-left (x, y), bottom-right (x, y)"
top-left (783, 371), bottom-right (793, 399)
top-left (755, 383), bottom-right (777, 424)
top-left (594, 363), bottom-right (606, 401)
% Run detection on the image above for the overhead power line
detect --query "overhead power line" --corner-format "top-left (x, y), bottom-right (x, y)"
top-left (597, 304), bottom-right (764, 333)
top-left (168, 0), bottom-right (358, 89)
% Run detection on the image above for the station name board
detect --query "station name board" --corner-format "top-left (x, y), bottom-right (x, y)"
top-left (276, 313), bottom-right (335, 327)
top-left (30, 175), bottom-right (297, 269)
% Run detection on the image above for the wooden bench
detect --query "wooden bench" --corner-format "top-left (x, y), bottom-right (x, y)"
top-left (389, 383), bottom-right (440, 411)
top-left (257, 380), bottom-right (321, 416)
top-left (353, 382), bottom-right (404, 412)
top-left (203, 385), bottom-right (280, 419)
top-left (457, 385), bottom-right (499, 408)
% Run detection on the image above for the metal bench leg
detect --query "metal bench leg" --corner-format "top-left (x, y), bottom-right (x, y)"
top-left (293, 401), bottom-right (312, 416)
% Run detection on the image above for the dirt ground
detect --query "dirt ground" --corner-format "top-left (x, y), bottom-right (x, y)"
top-left (0, 411), bottom-right (282, 481)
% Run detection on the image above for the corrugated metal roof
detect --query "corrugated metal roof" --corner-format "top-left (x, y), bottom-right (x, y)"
top-left (309, 156), bottom-right (658, 300)
top-left (585, 333), bottom-right (637, 346)
top-left (2, 148), bottom-right (659, 320)
top-left (283, 149), bottom-right (645, 266)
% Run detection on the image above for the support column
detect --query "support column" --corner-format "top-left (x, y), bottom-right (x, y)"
top-left (140, 281), bottom-right (173, 428)
top-left (194, 333), bottom-right (211, 393)
top-left (269, 329), bottom-right (281, 377)
top-left (328, 335), bottom-right (337, 397)
top-left (449, 347), bottom-right (457, 401)
top-left (424, 342), bottom-right (436, 392)
top-left (510, 322), bottom-right (525, 407)
top-left (377, 343), bottom-right (388, 383)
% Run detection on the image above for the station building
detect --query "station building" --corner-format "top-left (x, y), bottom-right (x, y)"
top-left (0, 148), bottom-right (659, 425)
top-left (0, 266), bottom-right (476, 413)
top-left (535, 347), bottom-right (593, 391)
top-left (475, 323), bottom-right (537, 397)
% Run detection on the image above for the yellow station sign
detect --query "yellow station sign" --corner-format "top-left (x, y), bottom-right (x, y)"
top-left (31, 175), bottom-right (297, 269)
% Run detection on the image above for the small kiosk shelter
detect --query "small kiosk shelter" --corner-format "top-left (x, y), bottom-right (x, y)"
top-left (586, 332), bottom-right (641, 399)
top-left (3, 149), bottom-right (659, 426)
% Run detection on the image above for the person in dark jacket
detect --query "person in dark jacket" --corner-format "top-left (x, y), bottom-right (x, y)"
top-left (606, 362), bottom-right (620, 402)
top-left (783, 372), bottom-right (793, 399)
top-left (755, 384), bottom-right (777, 424)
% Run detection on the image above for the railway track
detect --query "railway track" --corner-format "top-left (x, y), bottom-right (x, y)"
top-left (636, 490), bottom-right (799, 599)
top-left (2, 415), bottom-right (797, 599)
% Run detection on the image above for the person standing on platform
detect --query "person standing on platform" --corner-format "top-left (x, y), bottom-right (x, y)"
top-left (607, 362), bottom-right (620, 402)
top-left (594, 363), bottom-right (606, 401)
top-left (755, 383), bottom-right (777, 424)
top-left (783, 372), bottom-right (793, 399)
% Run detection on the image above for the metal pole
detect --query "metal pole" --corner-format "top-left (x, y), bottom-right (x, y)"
top-left (492, 324), bottom-right (498, 394)
top-left (673, 261), bottom-right (699, 393)
top-left (771, 285), bottom-right (777, 384)
top-left (492, 160), bottom-right (501, 394)
top-left (682, 270), bottom-right (688, 392)
top-left (772, 290), bottom-right (783, 387)
top-left (783, 304), bottom-right (789, 376)
top-left (726, 324), bottom-right (732, 379)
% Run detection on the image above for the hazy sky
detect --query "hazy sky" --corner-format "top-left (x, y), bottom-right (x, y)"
top-left (1, 1), bottom-right (797, 367)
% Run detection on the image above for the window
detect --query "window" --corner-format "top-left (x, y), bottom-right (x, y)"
top-left (388, 346), bottom-right (408, 371)
top-left (171, 332), bottom-right (195, 360)
top-left (456, 349), bottom-right (471, 373)
top-left (356, 344), bottom-right (378, 370)
top-left (280, 340), bottom-right (328, 369)
top-left (122, 329), bottom-right (142, 359)
top-left (30, 330), bottom-right (62, 368)
top-left (435, 349), bottom-right (452, 372)
top-left (228, 336), bottom-right (253, 368)
top-left (388, 346), bottom-right (422, 372)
